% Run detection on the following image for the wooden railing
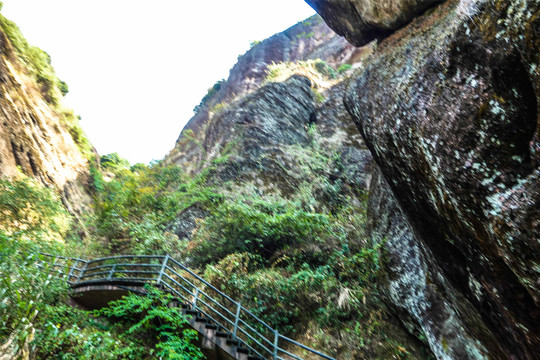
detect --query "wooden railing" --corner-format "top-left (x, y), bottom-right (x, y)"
top-left (42, 254), bottom-right (336, 360)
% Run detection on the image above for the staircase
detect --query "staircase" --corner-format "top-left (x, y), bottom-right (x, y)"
top-left (42, 254), bottom-right (336, 360)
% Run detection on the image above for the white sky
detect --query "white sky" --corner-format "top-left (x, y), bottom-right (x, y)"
top-left (1, 1), bottom-right (315, 164)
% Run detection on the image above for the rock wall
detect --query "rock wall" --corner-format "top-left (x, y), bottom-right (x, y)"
top-left (169, 74), bottom-right (374, 241)
top-left (305, 0), bottom-right (444, 46)
top-left (309, 0), bottom-right (539, 358)
top-left (165, 15), bottom-right (368, 173)
top-left (0, 21), bottom-right (91, 213)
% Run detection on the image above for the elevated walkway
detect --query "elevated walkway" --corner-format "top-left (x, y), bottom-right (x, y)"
top-left (43, 254), bottom-right (336, 360)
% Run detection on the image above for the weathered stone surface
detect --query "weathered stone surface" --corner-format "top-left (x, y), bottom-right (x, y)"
top-left (0, 27), bottom-right (91, 213)
top-left (165, 15), bottom-right (366, 170)
top-left (170, 75), bottom-right (314, 182)
top-left (305, 0), bottom-right (444, 46)
top-left (343, 0), bottom-right (539, 358)
top-left (369, 168), bottom-right (504, 360)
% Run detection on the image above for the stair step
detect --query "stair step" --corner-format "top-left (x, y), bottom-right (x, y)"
top-left (185, 309), bottom-right (199, 316)
top-left (236, 346), bottom-right (249, 354)
top-left (226, 338), bottom-right (240, 346)
top-left (215, 331), bottom-right (229, 338)
top-left (205, 323), bottom-right (218, 330)
top-left (248, 356), bottom-right (264, 360)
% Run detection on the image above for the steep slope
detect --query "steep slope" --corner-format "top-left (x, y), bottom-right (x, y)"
top-left (0, 10), bottom-right (92, 213)
top-left (309, 0), bottom-right (539, 358)
top-left (163, 0), bottom-right (540, 359)
top-left (165, 15), bottom-right (371, 174)
top-left (161, 15), bottom-right (436, 359)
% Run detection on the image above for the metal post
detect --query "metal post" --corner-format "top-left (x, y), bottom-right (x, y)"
top-left (50, 256), bottom-right (59, 277)
top-left (67, 259), bottom-right (78, 284)
top-left (78, 261), bottom-right (88, 283)
top-left (193, 288), bottom-right (200, 309)
top-left (232, 302), bottom-right (242, 340)
top-left (108, 264), bottom-right (116, 279)
top-left (156, 254), bottom-right (169, 285)
top-left (273, 329), bottom-right (279, 360)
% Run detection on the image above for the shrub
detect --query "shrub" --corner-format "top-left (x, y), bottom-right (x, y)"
top-left (249, 40), bottom-right (261, 48)
top-left (100, 152), bottom-right (130, 170)
top-left (264, 59), bottom-right (336, 88)
top-left (189, 196), bottom-right (337, 265)
top-left (33, 304), bottom-right (147, 359)
top-left (0, 177), bottom-right (71, 243)
top-left (98, 286), bottom-right (203, 360)
top-left (193, 79), bottom-right (225, 113)
top-left (337, 64), bottom-right (353, 73)
top-left (0, 234), bottom-right (67, 358)
top-left (0, 12), bottom-right (66, 105)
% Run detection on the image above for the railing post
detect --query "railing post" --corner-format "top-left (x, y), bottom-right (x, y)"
top-left (156, 254), bottom-right (169, 285)
top-left (108, 264), bottom-right (116, 279)
top-left (193, 288), bottom-right (200, 309)
top-left (273, 330), bottom-right (279, 360)
top-left (78, 261), bottom-right (88, 284)
top-left (67, 259), bottom-right (78, 284)
top-left (50, 256), bottom-right (61, 277)
top-left (232, 301), bottom-right (242, 340)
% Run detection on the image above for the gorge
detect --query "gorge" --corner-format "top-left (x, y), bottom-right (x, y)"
top-left (0, 0), bottom-right (538, 359)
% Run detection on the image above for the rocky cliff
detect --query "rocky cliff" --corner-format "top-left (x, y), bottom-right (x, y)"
top-left (163, 0), bottom-right (539, 359)
top-left (163, 14), bottom-right (439, 359)
top-left (0, 11), bottom-right (92, 213)
top-left (165, 15), bottom-right (372, 174)
top-left (309, 0), bottom-right (539, 359)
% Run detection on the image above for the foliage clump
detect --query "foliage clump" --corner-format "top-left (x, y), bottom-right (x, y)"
top-left (0, 10), bottom-right (93, 159)
top-left (90, 158), bottom-right (222, 256)
top-left (97, 286), bottom-right (204, 360)
top-left (193, 79), bottom-right (226, 113)
top-left (0, 175), bottom-right (204, 359)
top-left (189, 196), bottom-right (336, 265)
top-left (264, 59), bottom-right (337, 88)
top-left (0, 12), bottom-right (67, 105)
top-left (0, 176), bottom-right (71, 243)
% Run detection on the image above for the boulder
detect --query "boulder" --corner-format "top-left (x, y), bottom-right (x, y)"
top-left (305, 0), bottom-right (444, 46)
top-left (343, 0), bottom-right (539, 358)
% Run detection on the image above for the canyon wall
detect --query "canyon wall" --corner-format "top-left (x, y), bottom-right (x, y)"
top-left (0, 12), bottom-right (92, 213)
top-left (310, 0), bottom-right (539, 358)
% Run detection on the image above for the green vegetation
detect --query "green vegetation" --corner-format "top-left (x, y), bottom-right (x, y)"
top-left (264, 59), bottom-right (337, 88)
top-left (189, 196), bottom-right (336, 265)
top-left (249, 40), bottom-right (261, 48)
top-left (0, 11), bottom-right (66, 105)
top-left (0, 176), bottom-right (204, 359)
top-left (90, 160), bottom-right (224, 256)
top-left (296, 31), bottom-right (315, 39)
top-left (193, 79), bottom-right (225, 113)
top-left (100, 152), bottom-right (130, 170)
top-left (337, 64), bottom-right (353, 73)
top-left (97, 286), bottom-right (203, 360)
top-left (0, 176), bottom-right (71, 243)
top-left (0, 9), bottom-right (93, 160)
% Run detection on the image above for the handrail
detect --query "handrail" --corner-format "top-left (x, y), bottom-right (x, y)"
top-left (40, 253), bottom-right (336, 360)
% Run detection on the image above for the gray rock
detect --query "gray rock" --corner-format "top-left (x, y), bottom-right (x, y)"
top-left (344, 0), bottom-right (539, 358)
top-left (304, 0), bottom-right (444, 46)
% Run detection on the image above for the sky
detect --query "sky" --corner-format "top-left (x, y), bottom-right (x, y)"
top-left (1, 1), bottom-right (316, 164)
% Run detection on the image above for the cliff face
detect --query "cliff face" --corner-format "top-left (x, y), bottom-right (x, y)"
top-left (165, 0), bottom-right (539, 358)
top-left (165, 15), bottom-right (371, 174)
top-left (310, 0), bottom-right (539, 358)
top-left (164, 16), bottom-right (436, 357)
top-left (0, 13), bottom-right (91, 213)
top-left (305, 0), bottom-right (444, 46)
